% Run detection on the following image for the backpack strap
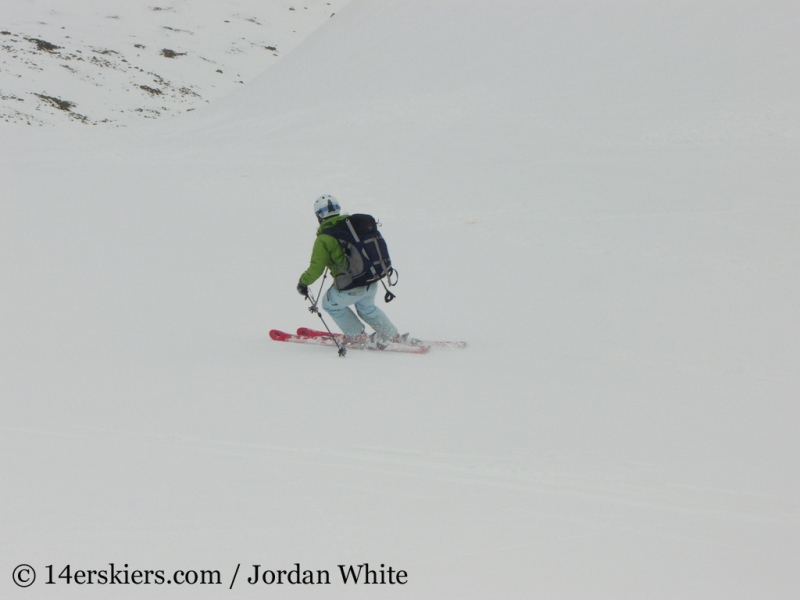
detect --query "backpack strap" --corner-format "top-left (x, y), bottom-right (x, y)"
top-left (345, 219), bottom-right (361, 243)
top-left (368, 237), bottom-right (389, 273)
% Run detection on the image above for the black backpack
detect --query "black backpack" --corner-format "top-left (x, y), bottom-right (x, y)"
top-left (324, 214), bottom-right (397, 297)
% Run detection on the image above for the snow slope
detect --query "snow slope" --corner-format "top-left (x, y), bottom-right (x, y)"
top-left (1, 0), bottom-right (349, 125)
top-left (2, 1), bottom-right (799, 598)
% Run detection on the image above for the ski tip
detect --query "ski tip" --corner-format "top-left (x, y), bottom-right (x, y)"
top-left (269, 329), bottom-right (290, 341)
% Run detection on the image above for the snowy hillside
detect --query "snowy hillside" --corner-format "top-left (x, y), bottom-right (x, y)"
top-left (1, 0), bottom-right (348, 125)
top-left (2, 1), bottom-right (799, 599)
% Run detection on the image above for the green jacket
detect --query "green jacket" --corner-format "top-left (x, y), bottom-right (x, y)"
top-left (299, 214), bottom-right (349, 286)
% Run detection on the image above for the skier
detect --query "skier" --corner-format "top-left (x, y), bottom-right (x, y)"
top-left (296, 195), bottom-right (400, 344)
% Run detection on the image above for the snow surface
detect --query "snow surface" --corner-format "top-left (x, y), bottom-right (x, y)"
top-left (2, 1), bottom-right (799, 598)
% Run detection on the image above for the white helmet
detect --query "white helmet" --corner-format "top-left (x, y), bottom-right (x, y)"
top-left (313, 195), bottom-right (341, 220)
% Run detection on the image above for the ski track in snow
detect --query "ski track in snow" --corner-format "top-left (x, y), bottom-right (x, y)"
top-left (4, 422), bottom-right (794, 528)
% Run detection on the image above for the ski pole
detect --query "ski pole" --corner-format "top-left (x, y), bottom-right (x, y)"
top-left (306, 291), bottom-right (346, 357)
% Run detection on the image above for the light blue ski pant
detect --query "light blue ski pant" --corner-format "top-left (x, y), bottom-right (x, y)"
top-left (322, 283), bottom-right (398, 340)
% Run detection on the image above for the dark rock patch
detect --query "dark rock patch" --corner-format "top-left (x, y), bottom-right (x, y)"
top-left (161, 48), bottom-right (186, 58)
top-left (34, 93), bottom-right (74, 111)
top-left (27, 37), bottom-right (61, 52)
top-left (139, 85), bottom-right (163, 95)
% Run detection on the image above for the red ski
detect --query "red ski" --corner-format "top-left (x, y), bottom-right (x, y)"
top-left (270, 329), bottom-right (430, 355)
top-left (296, 327), bottom-right (467, 350)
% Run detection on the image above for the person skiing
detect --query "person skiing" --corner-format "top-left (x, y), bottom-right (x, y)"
top-left (297, 195), bottom-right (400, 344)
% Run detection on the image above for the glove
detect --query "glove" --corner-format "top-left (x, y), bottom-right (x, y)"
top-left (296, 281), bottom-right (308, 297)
